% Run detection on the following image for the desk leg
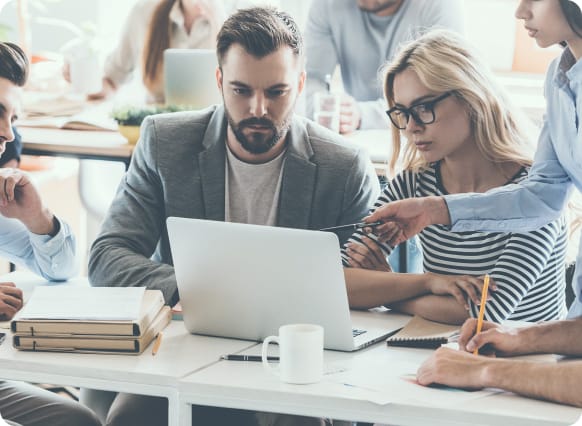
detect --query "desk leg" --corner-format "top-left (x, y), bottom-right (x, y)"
top-left (168, 391), bottom-right (182, 426)
top-left (178, 397), bottom-right (192, 426)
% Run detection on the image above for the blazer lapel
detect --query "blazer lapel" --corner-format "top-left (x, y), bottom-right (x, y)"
top-left (277, 119), bottom-right (317, 229)
top-left (199, 107), bottom-right (227, 221)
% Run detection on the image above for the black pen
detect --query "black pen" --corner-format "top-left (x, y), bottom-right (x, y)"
top-left (319, 221), bottom-right (383, 232)
top-left (221, 354), bottom-right (279, 362)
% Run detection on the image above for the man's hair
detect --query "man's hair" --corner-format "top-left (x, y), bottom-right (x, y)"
top-left (0, 42), bottom-right (29, 87)
top-left (216, 7), bottom-right (303, 67)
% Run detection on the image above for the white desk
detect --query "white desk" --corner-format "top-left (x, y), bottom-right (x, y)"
top-left (0, 272), bottom-right (257, 426)
top-left (178, 342), bottom-right (582, 426)
top-left (2, 273), bottom-right (580, 426)
top-left (0, 320), bottom-right (257, 426)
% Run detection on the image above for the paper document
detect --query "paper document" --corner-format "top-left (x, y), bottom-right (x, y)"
top-left (19, 287), bottom-right (146, 321)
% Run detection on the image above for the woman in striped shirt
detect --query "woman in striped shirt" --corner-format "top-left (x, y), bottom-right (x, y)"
top-left (343, 30), bottom-right (567, 325)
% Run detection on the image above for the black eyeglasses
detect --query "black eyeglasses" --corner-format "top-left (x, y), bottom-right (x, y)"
top-left (386, 92), bottom-right (453, 130)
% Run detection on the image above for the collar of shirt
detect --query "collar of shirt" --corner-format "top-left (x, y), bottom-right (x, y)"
top-left (555, 48), bottom-right (582, 89)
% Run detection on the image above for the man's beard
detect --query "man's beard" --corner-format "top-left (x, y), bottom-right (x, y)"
top-left (225, 110), bottom-right (292, 155)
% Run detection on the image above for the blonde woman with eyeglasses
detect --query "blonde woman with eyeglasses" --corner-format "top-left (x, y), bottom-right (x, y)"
top-left (343, 29), bottom-right (568, 326)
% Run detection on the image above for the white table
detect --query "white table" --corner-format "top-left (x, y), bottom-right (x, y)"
top-left (0, 320), bottom-right (257, 426)
top-left (178, 342), bottom-right (582, 426)
top-left (0, 272), bottom-right (257, 426)
top-left (2, 273), bottom-right (580, 426)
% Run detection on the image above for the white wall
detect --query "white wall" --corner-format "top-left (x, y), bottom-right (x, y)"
top-left (0, 0), bottom-right (549, 76)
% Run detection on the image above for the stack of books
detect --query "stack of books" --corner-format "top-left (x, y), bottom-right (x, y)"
top-left (11, 287), bottom-right (171, 355)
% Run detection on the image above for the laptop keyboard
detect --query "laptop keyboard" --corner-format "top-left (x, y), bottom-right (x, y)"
top-left (352, 328), bottom-right (367, 337)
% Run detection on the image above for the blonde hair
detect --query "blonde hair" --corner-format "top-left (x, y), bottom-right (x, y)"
top-left (383, 30), bottom-right (533, 175)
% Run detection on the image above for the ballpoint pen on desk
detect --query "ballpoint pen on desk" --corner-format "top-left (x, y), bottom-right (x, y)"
top-left (152, 332), bottom-right (163, 356)
top-left (221, 354), bottom-right (279, 362)
top-left (319, 221), bottom-right (383, 232)
top-left (473, 274), bottom-right (490, 356)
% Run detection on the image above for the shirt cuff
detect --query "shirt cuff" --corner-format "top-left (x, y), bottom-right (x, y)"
top-left (28, 217), bottom-right (69, 255)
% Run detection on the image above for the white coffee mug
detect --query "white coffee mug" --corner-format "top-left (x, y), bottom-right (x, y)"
top-left (68, 54), bottom-right (101, 95)
top-left (262, 324), bottom-right (324, 384)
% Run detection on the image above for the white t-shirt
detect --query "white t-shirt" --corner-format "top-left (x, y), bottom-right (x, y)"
top-left (225, 144), bottom-right (287, 226)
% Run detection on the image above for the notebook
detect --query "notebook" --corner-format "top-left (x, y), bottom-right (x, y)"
top-left (167, 217), bottom-right (411, 352)
top-left (386, 315), bottom-right (460, 349)
top-left (164, 49), bottom-right (221, 108)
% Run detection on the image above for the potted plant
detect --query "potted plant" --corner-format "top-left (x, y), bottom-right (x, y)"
top-left (111, 105), bottom-right (189, 145)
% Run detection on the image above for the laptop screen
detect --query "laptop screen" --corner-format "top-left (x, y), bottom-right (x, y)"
top-left (164, 49), bottom-right (221, 108)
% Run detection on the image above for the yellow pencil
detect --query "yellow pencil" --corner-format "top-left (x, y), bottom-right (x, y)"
top-left (473, 274), bottom-right (490, 356)
top-left (152, 332), bottom-right (163, 356)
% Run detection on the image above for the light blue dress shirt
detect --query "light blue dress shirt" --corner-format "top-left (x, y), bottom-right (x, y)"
top-left (445, 48), bottom-right (582, 317)
top-left (0, 215), bottom-right (76, 281)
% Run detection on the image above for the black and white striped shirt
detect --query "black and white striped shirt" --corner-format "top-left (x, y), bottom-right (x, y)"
top-left (343, 163), bottom-right (568, 322)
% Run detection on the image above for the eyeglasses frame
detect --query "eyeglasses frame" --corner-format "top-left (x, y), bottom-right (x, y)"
top-left (385, 92), bottom-right (453, 130)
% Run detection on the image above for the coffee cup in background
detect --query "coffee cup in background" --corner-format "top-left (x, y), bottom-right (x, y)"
top-left (313, 92), bottom-right (340, 133)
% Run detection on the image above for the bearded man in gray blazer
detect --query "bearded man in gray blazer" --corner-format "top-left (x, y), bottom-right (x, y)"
top-left (88, 7), bottom-right (378, 426)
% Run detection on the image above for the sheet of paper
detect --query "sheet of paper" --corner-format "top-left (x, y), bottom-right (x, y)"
top-left (323, 358), bottom-right (495, 407)
top-left (18, 286), bottom-right (146, 321)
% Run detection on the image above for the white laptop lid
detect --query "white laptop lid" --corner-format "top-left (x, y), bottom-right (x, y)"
top-left (167, 218), bottom-right (408, 351)
top-left (163, 49), bottom-right (221, 108)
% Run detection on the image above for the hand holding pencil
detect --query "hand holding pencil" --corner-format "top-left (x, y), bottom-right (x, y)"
top-left (458, 301), bottom-right (525, 357)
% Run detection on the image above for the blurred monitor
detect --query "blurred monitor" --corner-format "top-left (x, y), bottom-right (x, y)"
top-left (164, 49), bottom-right (221, 108)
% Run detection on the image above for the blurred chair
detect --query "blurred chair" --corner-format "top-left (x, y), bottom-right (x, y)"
top-left (78, 160), bottom-right (125, 267)
top-left (78, 160), bottom-right (124, 421)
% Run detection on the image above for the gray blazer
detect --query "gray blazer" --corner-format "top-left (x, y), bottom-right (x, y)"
top-left (89, 105), bottom-right (379, 304)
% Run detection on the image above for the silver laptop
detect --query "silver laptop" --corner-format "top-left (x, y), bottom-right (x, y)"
top-left (164, 49), bottom-right (221, 108)
top-left (167, 217), bottom-right (410, 351)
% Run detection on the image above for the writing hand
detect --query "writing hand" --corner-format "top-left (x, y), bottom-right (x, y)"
top-left (458, 318), bottom-right (523, 356)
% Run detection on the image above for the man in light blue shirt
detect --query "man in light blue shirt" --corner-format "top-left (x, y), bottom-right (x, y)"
top-left (365, 0), bottom-right (582, 407)
top-left (0, 41), bottom-right (99, 426)
top-left (305, 0), bottom-right (465, 133)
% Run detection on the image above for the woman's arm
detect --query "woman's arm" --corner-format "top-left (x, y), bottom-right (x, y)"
top-left (344, 268), bottom-right (429, 308)
top-left (390, 294), bottom-right (470, 325)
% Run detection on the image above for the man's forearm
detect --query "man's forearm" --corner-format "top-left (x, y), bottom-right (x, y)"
top-left (515, 319), bottom-right (582, 356)
top-left (484, 359), bottom-right (582, 407)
